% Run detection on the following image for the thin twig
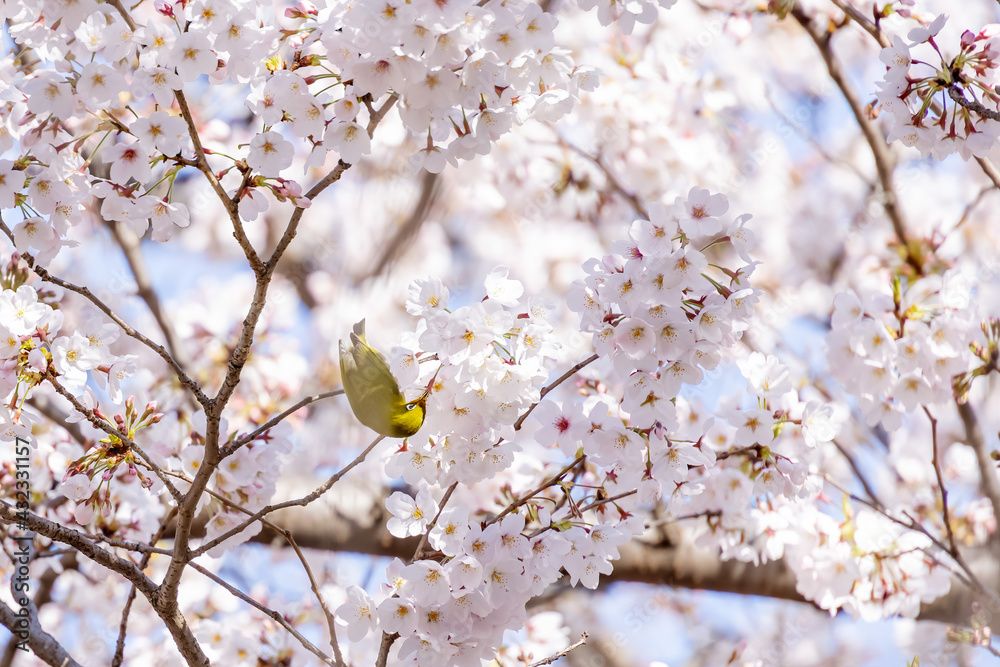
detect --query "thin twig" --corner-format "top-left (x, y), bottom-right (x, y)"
top-left (44, 370), bottom-right (184, 503)
top-left (222, 389), bottom-right (344, 457)
top-left (104, 219), bottom-right (188, 368)
top-left (528, 632), bottom-right (588, 667)
top-left (561, 139), bottom-right (649, 220)
top-left (527, 490), bottom-right (638, 540)
top-left (948, 86), bottom-right (1000, 123)
top-left (0, 220), bottom-right (209, 407)
top-left (792, 6), bottom-right (922, 275)
top-left (831, 439), bottom-right (881, 505)
top-left (112, 508), bottom-right (177, 667)
top-left (191, 435), bottom-right (385, 558)
top-left (365, 170), bottom-right (440, 281)
top-left (91, 533), bottom-right (173, 556)
top-left (828, 0), bottom-right (887, 47)
top-left (160, 472), bottom-right (346, 666)
top-left (821, 473), bottom-right (1000, 603)
top-left (955, 401), bottom-right (1000, 538)
top-left (188, 562), bottom-right (336, 666)
top-left (488, 455), bottom-right (586, 527)
top-left (411, 482), bottom-right (457, 561)
top-left (923, 407), bottom-right (958, 556)
top-left (947, 185), bottom-right (993, 235)
top-left (282, 530), bottom-right (345, 666)
top-left (514, 353), bottom-right (599, 431)
top-left (763, 86), bottom-right (870, 183)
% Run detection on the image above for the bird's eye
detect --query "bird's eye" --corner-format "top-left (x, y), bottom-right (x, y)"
top-left (406, 403), bottom-right (415, 411)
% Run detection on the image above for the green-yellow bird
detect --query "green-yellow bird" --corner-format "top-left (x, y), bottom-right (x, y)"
top-left (339, 319), bottom-right (429, 438)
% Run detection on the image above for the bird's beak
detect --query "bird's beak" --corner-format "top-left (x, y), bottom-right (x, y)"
top-left (422, 364), bottom-right (442, 396)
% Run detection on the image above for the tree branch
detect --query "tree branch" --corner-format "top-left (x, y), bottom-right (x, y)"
top-left (111, 508), bottom-right (177, 667)
top-left (43, 370), bottom-right (183, 504)
top-left (514, 353), bottom-right (599, 431)
top-left (104, 218), bottom-right (188, 369)
top-left (0, 220), bottom-right (210, 407)
top-left (955, 401), bottom-right (1000, 542)
top-left (221, 388), bottom-right (344, 458)
top-left (791, 5), bottom-right (922, 275)
top-left (0, 599), bottom-right (83, 667)
top-left (190, 435), bottom-right (385, 558)
top-left (0, 502), bottom-right (212, 665)
top-left (188, 562), bottom-right (336, 666)
top-left (529, 632), bottom-right (588, 666)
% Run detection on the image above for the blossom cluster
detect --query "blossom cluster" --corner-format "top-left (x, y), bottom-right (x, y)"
top-left (826, 271), bottom-right (974, 431)
top-left (333, 266), bottom-right (585, 662)
top-left (0, 258), bottom-right (141, 420)
top-left (1, 0), bottom-right (608, 267)
top-left (877, 14), bottom-right (1000, 159)
top-left (329, 190), bottom-right (760, 662)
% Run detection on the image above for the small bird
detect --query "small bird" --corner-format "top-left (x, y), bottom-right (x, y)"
top-left (339, 319), bottom-right (430, 438)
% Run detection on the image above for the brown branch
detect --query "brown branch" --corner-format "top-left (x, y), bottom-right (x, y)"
top-left (221, 388), bottom-right (344, 458)
top-left (924, 407), bottom-right (958, 556)
top-left (975, 156), bottom-right (1000, 190)
top-left (104, 219), bottom-right (188, 368)
top-left (375, 631), bottom-right (398, 667)
top-left (163, 474), bottom-right (346, 667)
top-left (104, 0), bottom-right (136, 30)
top-left (188, 562), bottom-right (336, 666)
top-left (514, 353), bottom-right (599, 431)
top-left (213, 95), bottom-right (401, 411)
top-left (0, 220), bottom-right (210, 407)
top-left (411, 482), bottom-right (457, 561)
top-left (111, 508), bottom-right (177, 667)
top-left (0, 505), bottom-right (152, 592)
top-left (948, 86), bottom-right (1000, 123)
top-left (365, 94), bottom-right (399, 138)
top-left (157, 411), bottom-right (220, 605)
top-left (0, 503), bottom-right (210, 665)
top-left (791, 5), bottom-right (922, 275)
top-left (0, 551), bottom-right (76, 667)
top-left (0, 599), bottom-right (83, 667)
top-left (191, 435), bottom-right (386, 558)
top-left (43, 370), bottom-right (183, 503)
top-left (529, 632), bottom-right (588, 667)
top-left (365, 170), bottom-right (440, 281)
top-left (955, 401), bottom-right (1000, 541)
top-left (161, 91), bottom-right (400, 623)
